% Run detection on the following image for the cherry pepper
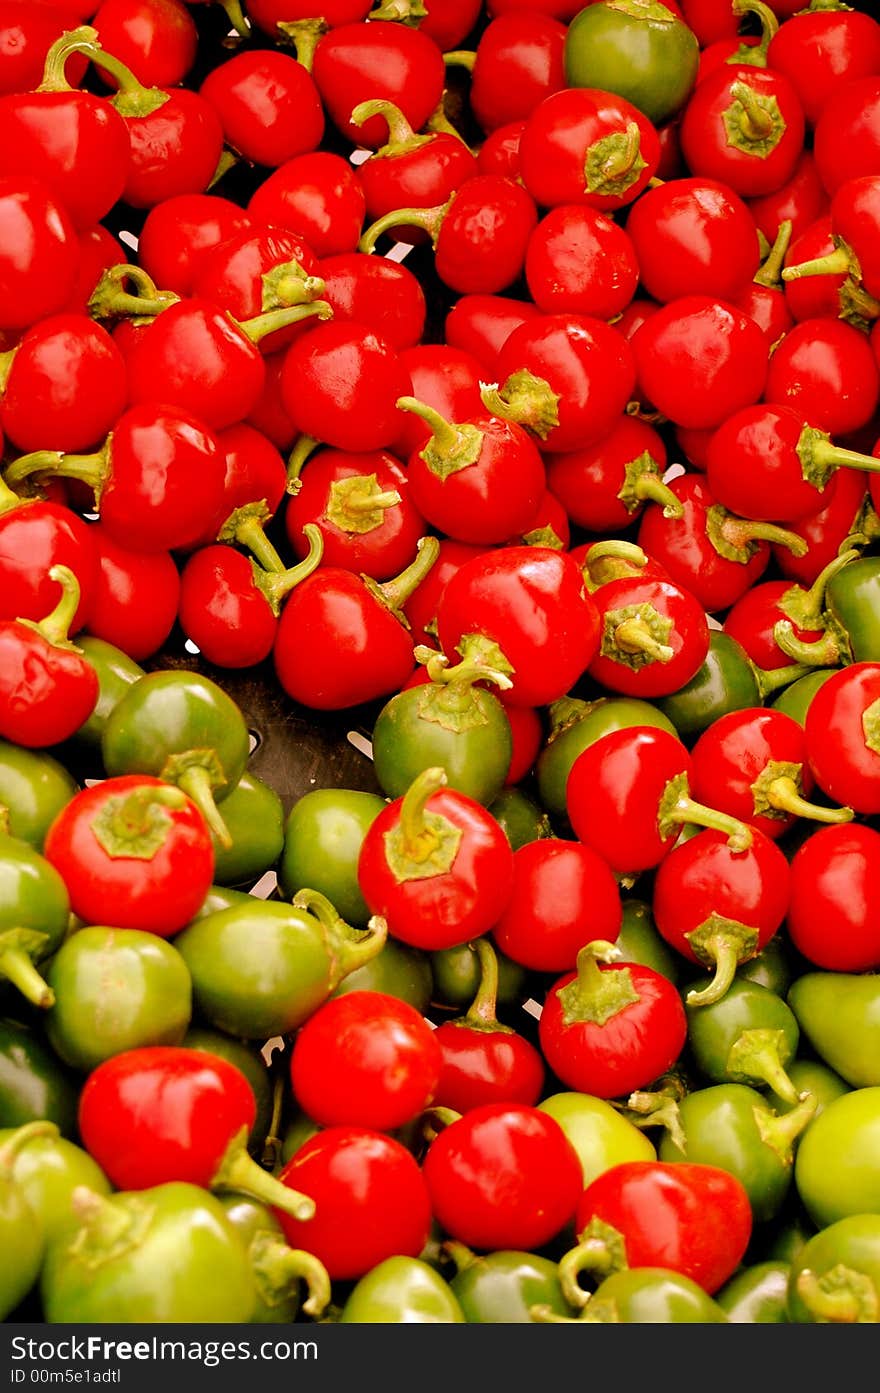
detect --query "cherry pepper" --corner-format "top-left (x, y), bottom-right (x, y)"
top-left (357, 767), bottom-right (515, 951)
top-left (773, 554), bottom-right (880, 669)
top-left (76, 1047), bottom-right (317, 1223)
top-left (0, 826), bottom-right (70, 1011)
top-left (99, 668), bottom-right (250, 849)
top-left (586, 568), bottom-right (711, 701)
top-left (0, 564), bottom-right (98, 749)
top-left (273, 534), bottom-right (439, 711)
top-left (566, 725), bottom-right (754, 877)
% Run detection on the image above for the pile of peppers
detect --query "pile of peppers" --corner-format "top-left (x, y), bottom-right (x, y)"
top-left (5, 0), bottom-right (880, 1328)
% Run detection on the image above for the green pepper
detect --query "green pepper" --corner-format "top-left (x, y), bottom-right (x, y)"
top-left (734, 936), bottom-right (795, 998)
top-left (279, 1112), bottom-right (322, 1168)
top-left (429, 937), bottom-right (527, 1012)
top-left (331, 935), bottom-right (433, 1013)
top-left (767, 1059), bottom-right (850, 1119)
top-left (769, 669), bottom-right (839, 726)
top-left (40, 1182), bottom-right (258, 1323)
top-left (656, 631), bottom-right (812, 740)
top-left (683, 977), bottom-right (802, 1102)
top-left (534, 1267), bottom-right (728, 1323)
top-left (538, 1090), bottom-right (656, 1189)
top-left (45, 926), bottom-right (192, 1072)
top-left (188, 884), bottom-right (258, 920)
top-left (794, 1086), bottom-right (880, 1228)
top-left (72, 635), bottom-right (145, 750)
top-left (0, 1017), bottom-right (79, 1136)
top-left (488, 786), bottom-right (553, 851)
top-left (219, 1195), bottom-right (331, 1323)
top-left (278, 787), bottom-right (387, 927)
top-left (774, 554), bottom-right (880, 669)
top-left (340, 1255), bottom-right (465, 1322)
top-left (0, 741), bottom-right (77, 851)
top-left (0, 831), bottom-right (71, 1011)
top-left (788, 1215), bottom-right (880, 1323)
top-left (616, 898), bottom-right (679, 982)
top-left (174, 888), bottom-right (388, 1039)
top-left (659, 1082), bottom-right (818, 1224)
top-left (100, 669), bottom-right (251, 848)
top-left (0, 1122), bottom-right (111, 1243)
top-left (0, 1121), bottom-right (49, 1320)
top-left (371, 647), bottom-right (513, 806)
top-left (787, 971), bottom-right (880, 1088)
top-left (209, 770), bottom-right (285, 888)
top-left (446, 1241), bottom-right (574, 1322)
top-left (715, 1259), bottom-right (791, 1323)
top-left (564, 0), bottom-right (700, 126)
top-left (536, 694), bottom-right (677, 820)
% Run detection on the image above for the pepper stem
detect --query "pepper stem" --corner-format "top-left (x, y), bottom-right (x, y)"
top-left (763, 775), bottom-right (854, 825)
top-left (375, 534), bottom-right (440, 614)
top-left (656, 771), bottom-right (754, 852)
top-left (88, 263), bottom-right (179, 322)
top-left (795, 1266), bottom-right (879, 1323)
top-left (781, 247), bottom-right (853, 282)
top-left (28, 564), bottom-right (82, 647)
top-left (752, 660), bottom-right (817, 698)
top-left (754, 219), bottom-right (792, 289)
top-left (0, 946), bottom-right (54, 1009)
top-left (414, 645), bottom-right (513, 694)
top-left (275, 19), bottom-right (327, 70)
top-left (350, 99), bottom-right (431, 156)
top-left (558, 1218), bottom-right (629, 1309)
top-left (174, 765), bottom-right (232, 850)
top-left (262, 524), bottom-right (324, 609)
top-left (218, 0), bottom-right (251, 37)
top-left (683, 914), bottom-right (759, 1008)
top-left (37, 25), bottom-right (98, 90)
top-left (0, 1121), bottom-right (60, 1173)
top-left (250, 1231), bottom-right (331, 1318)
top-left (726, 1028), bottom-right (800, 1102)
top-left (213, 1127), bottom-right (316, 1222)
top-left (4, 444), bottom-right (109, 501)
top-left (397, 766), bottom-right (448, 860)
top-left (729, 79), bottom-right (775, 139)
top-left (463, 938), bottom-right (503, 1030)
top-left (613, 617), bottom-right (674, 664)
top-left (238, 302), bottom-right (333, 345)
top-left (218, 502), bottom-right (286, 572)
top-left (359, 199), bottom-right (448, 253)
top-left (772, 621), bottom-right (842, 667)
top-left (442, 49), bottom-right (476, 72)
top-left (286, 435), bottom-right (320, 493)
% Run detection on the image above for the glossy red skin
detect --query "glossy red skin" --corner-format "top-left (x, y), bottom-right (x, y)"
top-left (273, 567), bottom-right (417, 710)
top-left (358, 787), bottom-right (514, 951)
top-left (319, 252), bottom-right (426, 351)
top-left (432, 1018), bottom-right (545, 1113)
top-left (436, 544), bottom-right (601, 708)
top-left (487, 0), bottom-right (581, 18)
top-left (248, 152), bottom-right (366, 258)
top-left (44, 774), bottom-right (215, 933)
top-left (0, 3), bottom-right (88, 94)
top-left (651, 826), bottom-right (791, 968)
top-left (491, 837), bottom-right (622, 973)
top-left (200, 49), bottom-right (324, 168)
top-left (0, 615), bottom-right (98, 747)
top-left (733, 280), bottom-right (794, 349)
top-left (419, 0), bottom-right (482, 50)
top-left (539, 960), bottom-right (688, 1100)
top-left (275, 1127), bottom-right (432, 1282)
top-left (514, 484), bottom-right (570, 548)
top-left (245, 350), bottom-right (298, 452)
top-left (212, 422), bottom-right (288, 527)
top-left (0, 313), bottom-right (127, 455)
top-left (407, 413), bottom-right (546, 546)
top-left (504, 702), bottom-right (544, 784)
top-left (124, 297), bottom-right (266, 431)
top-left (84, 521), bottom-right (180, 660)
top-left (696, 35), bottom-right (763, 86)
top-left (191, 226), bottom-right (319, 357)
top-left (444, 293), bottom-right (543, 373)
top-left (495, 312), bottom-right (637, 452)
top-left (804, 661), bottom-right (880, 814)
top-left (787, 823), bottom-right (880, 970)
top-left (545, 413), bottom-right (667, 534)
top-left (64, 223), bottom-right (127, 316)
top-left (525, 203), bottom-right (639, 319)
top-left (706, 402), bottom-right (841, 524)
top-left (119, 87), bottom-right (224, 210)
top-left (429, 174), bottom-right (538, 296)
top-left (392, 345), bottom-right (487, 459)
top-left (401, 536), bottom-right (483, 649)
top-left (285, 447), bottom-right (424, 581)
top-left (679, 66), bottom-right (806, 198)
top-left (575, 1161), bottom-right (753, 1295)
top-left (813, 76), bottom-right (880, 197)
top-left (631, 295), bottom-right (769, 431)
top-left (137, 192), bottom-right (252, 297)
top-left (177, 545), bottom-right (278, 669)
top-left (567, 726), bottom-right (699, 873)
top-left (770, 466), bottom-right (868, 587)
top-left (245, 0), bottom-right (370, 32)
top-left (423, 1103), bottom-right (583, 1251)
top-left (588, 575), bottom-right (710, 699)
top-left (764, 317), bottom-right (880, 438)
top-left (358, 133), bottom-right (478, 245)
top-left (689, 707), bottom-right (821, 841)
top-left (467, 11), bottom-right (566, 135)
top-left (0, 90), bottom-right (130, 232)
top-left (98, 403), bottom-right (226, 554)
top-left (289, 990), bottom-right (441, 1131)
top-left (476, 120), bottom-right (525, 181)
top-left (519, 86), bottom-right (659, 213)
top-left (679, 0), bottom-right (738, 46)
top-left (625, 178), bottom-right (760, 305)
top-left (0, 501), bottom-right (97, 632)
top-left (781, 216), bottom-right (849, 324)
top-left (636, 472), bottom-right (771, 614)
top-left (747, 150), bottom-right (829, 248)
top-left (722, 578), bottom-right (826, 671)
top-left (92, 0), bottom-right (198, 88)
top-left (78, 1047), bottom-right (257, 1191)
top-left (828, 174), bottom-right (880, 301)
top-left (0, 176), bottom-right (80, 331)
top-left (767, 10), bottom-right (880, 128)
top-left (675, 425), bottom-right (713, 472)
top-left (280, 320), bottom-right (412, 453)
top-left (312, 21), bottom-right (445, 149)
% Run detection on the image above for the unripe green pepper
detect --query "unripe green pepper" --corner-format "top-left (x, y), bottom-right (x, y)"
top-left (0, 1122), bottom-right (111, 1243)
top-left (0, 741), bottom-right (77, 851)
top-left (446, 1241), bottom-right (574, 1323)
top-left (278, 787), bottom-right (387, 928)
top-left (787, 971), bottom-right (880, 1088)
top-left (340, 1255), bottom-right (465, 1322)
top-left (219, 1195), bottom-right (331, 1323)
top-left (209, 770), bottom-right (285, 887)
top-left (788, 1215), bottom-right (880, 1323)
top-left (534, 1267), bottom-right (728, 1323)
top-left (657, 631), bottom-right (812, 739)
top-left (331, 935), bottom-right (433, 1013)
top-left (0, 831), bottom-right (71, 1011)
top-left (72, 635), bottom-right (145, 749)
top-left (616, 898), bottom-right (679, 982)
top-left (683, 977), bottom-right (801, 1101)
top-left (487, 787), bottom-right (553, 851)
top-left (0, 1121), bottom-right (49, 1320)
top-left (536, 695), bottom-right (676, 820)
top-left (794, 1087), bottom-right (880, 1228)
top-left (716, 1259), bottom-right (791, 1323)
top-left (0, 1017), bottom-right (79, 1136)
